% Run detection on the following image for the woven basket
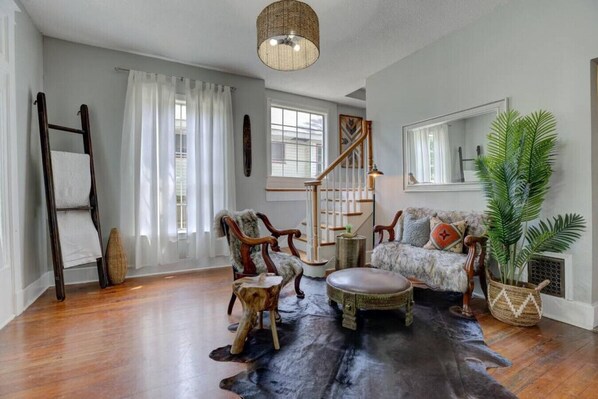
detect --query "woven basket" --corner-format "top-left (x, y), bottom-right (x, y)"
top-left (106, 228), bottom-right (128, 285)
top-left (487, 273), bottom-right (550, 327)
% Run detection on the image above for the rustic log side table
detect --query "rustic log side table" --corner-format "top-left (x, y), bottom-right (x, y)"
top-left (230, 274), bottom-right (283, 355)
top-left (326, 268), bottom-right (414, 330)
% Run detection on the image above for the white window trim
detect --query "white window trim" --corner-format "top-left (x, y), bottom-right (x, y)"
top-left (266, 97), bottom-right (330, 189)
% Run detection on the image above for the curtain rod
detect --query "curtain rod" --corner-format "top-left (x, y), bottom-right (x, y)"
top-left (114, 67), bottom-right (237, 92)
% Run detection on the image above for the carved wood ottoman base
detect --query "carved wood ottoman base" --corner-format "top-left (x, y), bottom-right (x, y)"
top-left (326, 268), bottom-right (414, 331)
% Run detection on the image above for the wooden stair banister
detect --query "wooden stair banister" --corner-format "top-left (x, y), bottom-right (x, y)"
top-left (303, 120), bottom-right (372, 263)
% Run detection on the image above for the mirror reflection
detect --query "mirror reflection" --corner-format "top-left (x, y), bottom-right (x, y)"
top-left (403, 99), bottom-right (507, 191)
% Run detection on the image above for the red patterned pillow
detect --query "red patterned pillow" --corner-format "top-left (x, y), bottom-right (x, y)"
top-left (423, 217), bottom-right (467, 253)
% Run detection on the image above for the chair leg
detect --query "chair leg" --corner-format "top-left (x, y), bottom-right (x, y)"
top-left (479, 267), bottom-right (488, 300)
top-left (227, 292), bottom-right (237, 315)
top-left (294, 271), bottom-right (305, 299)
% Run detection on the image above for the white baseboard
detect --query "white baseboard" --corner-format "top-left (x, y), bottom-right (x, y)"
top-left (0, 314), bottom-right (15, 331)
top-left (15, 271), bottom-right (52, 315)
top-left (541, 294), bottom-right (598, 330)
top-left (59, 257), bottom-right (231, 285)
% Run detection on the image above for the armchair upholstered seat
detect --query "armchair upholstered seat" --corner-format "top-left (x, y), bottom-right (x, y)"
top-left (215, 209), bottom-right (305, 314)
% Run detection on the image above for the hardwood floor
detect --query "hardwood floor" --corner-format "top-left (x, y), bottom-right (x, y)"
top-left (0, 268), bottom-right (596, 398)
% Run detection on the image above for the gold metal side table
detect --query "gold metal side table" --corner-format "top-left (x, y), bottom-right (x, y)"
top-left (335, 234), bottom-right (366, 270)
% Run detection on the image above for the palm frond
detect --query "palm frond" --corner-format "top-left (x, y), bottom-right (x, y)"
top-left (518, 111), bottom-right (558, 221)
top-left (486, 198), bottom-right (522, 246)
top-left (485, 110), bottom-right (521, 164)
top-left (515, 214), bottom-right (586, 269)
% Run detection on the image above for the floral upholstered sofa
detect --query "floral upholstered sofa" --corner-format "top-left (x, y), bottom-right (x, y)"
top-left (371, 207), bottom-right (487, 317)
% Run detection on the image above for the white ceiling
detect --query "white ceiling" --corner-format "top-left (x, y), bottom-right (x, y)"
top-left (21, 0), bottom-right (509, 107)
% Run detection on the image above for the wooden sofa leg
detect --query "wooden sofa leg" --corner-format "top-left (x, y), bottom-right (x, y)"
top-left (449, 280), bottom-right (476, 320)
top-left (227, 292), bottom-right (236, 315)
top-left (461, 289), bottom-right (474, 318)
top-left (479, 267), bottom-right (488, 300)
top-left (294, 271), bottom-right (305, 299)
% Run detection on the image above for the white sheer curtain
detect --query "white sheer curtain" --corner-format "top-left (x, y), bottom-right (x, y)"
top-left (120, 71), bottom-right (178, 268)
top-left (185, 79), bottom-right (235, 258)
top-left (409, 128), bottom-right (432, 183)
top-left (431, 124), bottom-right (452, 184)
top-left (408, 124), bottom-right (451, 184)
top-left (120, 70), bottom-right (235, 268)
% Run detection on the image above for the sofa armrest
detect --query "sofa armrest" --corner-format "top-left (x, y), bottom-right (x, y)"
top-left (373, 210), bottom-right (402, 246)
top-left (463, 235), bottom-right (487, 277)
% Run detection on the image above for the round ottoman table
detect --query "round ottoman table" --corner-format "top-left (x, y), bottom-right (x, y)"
top-left (326, 268), bottom-right (414, 330)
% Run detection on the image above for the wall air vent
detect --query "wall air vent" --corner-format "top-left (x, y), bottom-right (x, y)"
top-left (528, 255), bottom-right (566, 298)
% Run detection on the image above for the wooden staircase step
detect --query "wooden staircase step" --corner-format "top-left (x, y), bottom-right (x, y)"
top-left (324, 198), bottom-right (373, 203)
top-left (296, 236), bottom-right (335, 246)
top-left (321, 210), bottom-right (363, 216)
top-left (301, 222), bottom-right (345, 231)
top-left (320, 188), bottom-right (374, 192)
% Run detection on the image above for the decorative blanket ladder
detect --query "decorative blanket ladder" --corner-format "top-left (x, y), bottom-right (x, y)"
top-left (35, 92), bottom-right (108, 300)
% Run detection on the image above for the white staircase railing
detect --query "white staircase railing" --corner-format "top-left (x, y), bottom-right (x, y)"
top-left (304, 120), bottom-right (373, 263)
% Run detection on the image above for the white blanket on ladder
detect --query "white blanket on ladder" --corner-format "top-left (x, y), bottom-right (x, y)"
top-left (51, 151), bottom-right (102, 268)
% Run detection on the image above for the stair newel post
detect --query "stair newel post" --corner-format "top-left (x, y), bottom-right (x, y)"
top-left (324, 175), bottom-right (330, 243)
top-left (312, 182), bottom-right (321, 261)
top-left (332, 170), bottom-right (337, 238)
top-left (357, 143), bottom-right (363, 203)
top-left (352, 152), bottom-right (357, 213)
top-left (305, 185), bottom-right (311, 258)
top-left (363, 121), bottom-right (368, 197)
top-left (304, 180), bottom-right (322, 262)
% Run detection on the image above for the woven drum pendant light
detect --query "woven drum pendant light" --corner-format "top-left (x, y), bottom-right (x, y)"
top-left (257, 0), bottom-right (320, 71)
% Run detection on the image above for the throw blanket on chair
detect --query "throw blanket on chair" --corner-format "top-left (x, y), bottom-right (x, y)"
top-left (213, 209), bottom-right (302, 285)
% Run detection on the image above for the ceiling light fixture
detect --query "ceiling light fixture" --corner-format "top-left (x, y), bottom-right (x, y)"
top-left (257, 0), bottom-right (320, 71)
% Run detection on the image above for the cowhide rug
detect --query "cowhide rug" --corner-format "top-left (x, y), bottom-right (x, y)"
top-left (210, 277), bottom-right (515, 399)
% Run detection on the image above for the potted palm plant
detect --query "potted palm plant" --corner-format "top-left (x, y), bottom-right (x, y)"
top-left (475, 109), bottom-right (585, 326)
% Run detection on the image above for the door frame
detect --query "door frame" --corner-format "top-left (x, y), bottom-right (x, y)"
top-left (0, 0), bottom-right (22, 328)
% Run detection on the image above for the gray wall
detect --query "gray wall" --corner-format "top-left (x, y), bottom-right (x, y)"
top-left (367, 0), bottom-right (598, 305)
top-left (15, 3), bottom-right (45, 289)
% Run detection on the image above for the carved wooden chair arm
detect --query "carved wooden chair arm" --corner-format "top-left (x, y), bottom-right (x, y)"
top-left (373, 210), bottom-right (402, 245)
top-left (223, 216), bottom-right (278, 274)
top-left (256, 212), bottom-right (302, 257)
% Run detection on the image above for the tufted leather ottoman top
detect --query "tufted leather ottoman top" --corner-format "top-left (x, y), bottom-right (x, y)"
top-left (326, 268), bottom-right (411, 295)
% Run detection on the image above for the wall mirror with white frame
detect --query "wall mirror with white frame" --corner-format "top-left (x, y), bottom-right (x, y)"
top-left (403, 98), bottom-right (508, 192)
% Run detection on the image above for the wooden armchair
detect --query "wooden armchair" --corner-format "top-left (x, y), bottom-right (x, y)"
top-left (373, 209), bottom-right (488, 318)
top-left (219, 210), bottom-right (305, 315)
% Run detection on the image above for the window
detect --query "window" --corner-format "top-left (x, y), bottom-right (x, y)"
top-left (175, 97), bottom-right (187, 236)
top-left (270, 105), bottom-right (324, 178)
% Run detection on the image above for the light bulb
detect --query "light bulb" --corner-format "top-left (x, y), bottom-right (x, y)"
top-left (293, 44), bottom-right (300, 52)
top-left (269, 38), bottom-right (278, 46)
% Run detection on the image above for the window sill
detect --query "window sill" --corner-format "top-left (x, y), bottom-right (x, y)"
top-left (266, 176), bottom-right (309, 202)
